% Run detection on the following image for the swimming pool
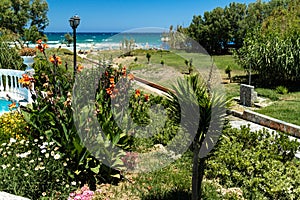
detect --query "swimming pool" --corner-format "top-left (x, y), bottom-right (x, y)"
top-left (0, 98), bottom-right (18, 115)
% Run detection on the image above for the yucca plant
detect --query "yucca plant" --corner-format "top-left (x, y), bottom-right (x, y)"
top-left (168, 74), bottom-right (225, 199)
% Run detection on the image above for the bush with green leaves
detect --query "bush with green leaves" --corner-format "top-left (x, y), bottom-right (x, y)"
top-left (0, 35), bottom-right (24, 70)
top-left (276, 86), bottom-right (288, 95)
top-left (0, 112), bottom-right (29, 141)
top-left (0, 136), bottom-right (77, 199)
top-left (235, 1), bottom-right (300, 85)
top-left (206, 124), bottom-right (300, 199)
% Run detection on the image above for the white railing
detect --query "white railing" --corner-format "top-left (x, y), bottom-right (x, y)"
top-left (0, 69), bottom-right (32, 103)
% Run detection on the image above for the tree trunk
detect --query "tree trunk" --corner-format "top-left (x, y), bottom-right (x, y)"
top-left (192, 142), bottom-right (200, 200)
top-left (197, 157), bottom-right (206, 198)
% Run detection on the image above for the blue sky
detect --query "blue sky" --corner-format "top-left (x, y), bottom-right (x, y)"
top-left (45, 0), bottom-right (256, 32)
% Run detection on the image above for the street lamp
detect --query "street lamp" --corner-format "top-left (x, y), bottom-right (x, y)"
top-left (69, 15), bottom-right (80, 78)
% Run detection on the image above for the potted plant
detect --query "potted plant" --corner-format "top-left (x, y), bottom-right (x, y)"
top-left (19, 47), bottom-right (36, 67)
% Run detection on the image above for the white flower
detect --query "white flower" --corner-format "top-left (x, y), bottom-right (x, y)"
top-left (34, 166), bottom-right (39, 171)
top-left (6, 164), bottom-right (11, 167)
top-left (41, 149), bottom-right (47, 153)
top-left (71, 181), bottom-right (76, 186)
top-left (38, 158), bottom-right (42, 161)
top-left (16, 164), bottom-right (20, 167)
top-left (1, 143), bottom-right (6, 146)
top-left (54, 147), bottom-right (59, 151)
top-left (65, 184), bottom-right (69, 188)
top-left (45, 153), bottom-right (49, 158)
top-left (29, 160), bottom-right (35, 163)
top-left (63, 162), bottom-right (67, 166)
top-left (54, 154), bottom-right (61, 160)
top-left (9, 138), bottom-right (16, 143)
top-left (56, 179), bottom-right (60, 182)
top-left (24, 173), bottom-right (29, 177)
top-left (49, 142), bottom-right (55, 146)
top-left (40, 136), bottom-right (44, 140)
top-left (34, 139), bottom-right (38, 143)
top-left (42, 142), bottom-right (48, 146)
top-left (11, 167), bottom-right (15, 171)
top-left (1, 165), bottom-right (6, 169)
top-left (39, 166), bottom-right (45, 170)
top-left (50, 151), bottom-right (55, 156)
top-left (42, 192), bottom-right (46, 196)
top-left (20, 140), bottom-right (25, 145)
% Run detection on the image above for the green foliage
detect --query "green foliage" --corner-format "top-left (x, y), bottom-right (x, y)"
top-left (0, 136), bottom-right (76, 199)
top-left (235, 1), bottom-right (300, 85)
top-left (146, 52), bottom-right (151, 63)
top-left (0, 35), bottom-right (24, 70)
top-left (206, 125), bottom-right (300, 199)
top-left (64, 33), bottom-right (73, 46)
top-left (0, 112), bottom-right (29, 141)
top-left (23, 25), bottom-right (44, 45)
top-left (186, 0), bottom-right (292, 55)
top-left (276, 85), bottom-right (288, 94)
top-left (0, 0), bottom-right (49, 40)
top-left (20, 47), bottom-right (106, 191)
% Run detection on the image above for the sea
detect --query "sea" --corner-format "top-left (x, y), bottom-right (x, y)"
top-left (43, 32), bottom-right (168, 51)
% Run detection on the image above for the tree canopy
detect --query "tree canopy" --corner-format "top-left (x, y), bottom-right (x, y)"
top-left (0, 0), bottom-right (49, 43)
top-left (184, 0), bottom-right (292, 55)
top-left (235, 0), bottom-right (300, 85)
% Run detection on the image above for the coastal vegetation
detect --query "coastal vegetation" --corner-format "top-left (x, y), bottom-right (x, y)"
top-left (0, 0), bottom-right (300, 199)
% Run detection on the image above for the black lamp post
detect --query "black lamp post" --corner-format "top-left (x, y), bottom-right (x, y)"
top-left (69, 15), bottom-right (80, 78)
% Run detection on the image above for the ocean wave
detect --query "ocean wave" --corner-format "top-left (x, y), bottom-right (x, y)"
top-left (47, 40), bottom-right (60, 44)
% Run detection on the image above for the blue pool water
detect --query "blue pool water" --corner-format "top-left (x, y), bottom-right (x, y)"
top-left (0, 98), bottom-right (17, 115)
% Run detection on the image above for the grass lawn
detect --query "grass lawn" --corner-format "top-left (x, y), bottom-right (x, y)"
top-left (256, 91), bottom-right (300, 126)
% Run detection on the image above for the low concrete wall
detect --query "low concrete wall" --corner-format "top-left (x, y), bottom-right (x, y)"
top-left (0, 192), bottom-right (30, 200)
top-left (229, 109), bottom-right (300, 138)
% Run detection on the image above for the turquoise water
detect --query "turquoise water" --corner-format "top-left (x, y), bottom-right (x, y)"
top-left (0, 98), bottom-right (11, 115)
top-left (44, 31), bottom-right (166, 50)
top-left (0, 98), bottom-right (18, 115)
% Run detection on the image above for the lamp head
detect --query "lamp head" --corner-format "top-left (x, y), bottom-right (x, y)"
top-left (69, 15), bottom-right (80, 29)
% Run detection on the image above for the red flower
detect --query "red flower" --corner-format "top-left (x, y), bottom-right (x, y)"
top-left (144, 94), bottom-right (149, 102)
top-left (109, 77), bottom-right (115, 84)
top-left (36, 39), bottom-right (48, 53)
top-left (135, 89), bottom-right (141, 97)
top-left (106, 88), bottom-right (113, 95)
top-left (49, 55), bottom-right (62, 65)
top-left (77, 65), bottom-right (84, 72)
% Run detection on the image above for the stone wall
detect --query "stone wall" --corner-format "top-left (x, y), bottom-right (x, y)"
top-left (240, 84), bottom-right (257, 107)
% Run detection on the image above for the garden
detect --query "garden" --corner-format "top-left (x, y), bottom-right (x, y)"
top-left (1, 0), bottom-right (300, 199)
top-left (0, 31), bottom-right (300, 200)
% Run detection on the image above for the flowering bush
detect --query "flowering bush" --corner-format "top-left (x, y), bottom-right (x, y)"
top-left (19, 47), bottom-right (36, 56)
top-left (0, 136), bottom-right (77, 199)
top-left (0, 112), bottom-right (29, 141)
top-left (68, 184), bottom-right (95, 200)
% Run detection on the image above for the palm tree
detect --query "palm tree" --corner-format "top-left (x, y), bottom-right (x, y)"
top-left (168, 74), bottom-right (225, 199)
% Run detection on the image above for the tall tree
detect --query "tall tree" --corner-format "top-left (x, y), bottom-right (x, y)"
top-left (0, 0), bottom-right (48, 41)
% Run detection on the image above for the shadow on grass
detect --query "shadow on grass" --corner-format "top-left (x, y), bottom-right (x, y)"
top-left (232, 74), bottom-right (300, 92)
top-left (141, 190), bottom-right (191, 200)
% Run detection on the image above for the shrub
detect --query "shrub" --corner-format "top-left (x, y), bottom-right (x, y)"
top-left (276, 85), bottom-right (288, 94)
top-left (0, 136), bottom-right (77, 199)
top-left (0, 112), bottom-right (29, 141)
top-left (206, 125), bottom-right (300, 199)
